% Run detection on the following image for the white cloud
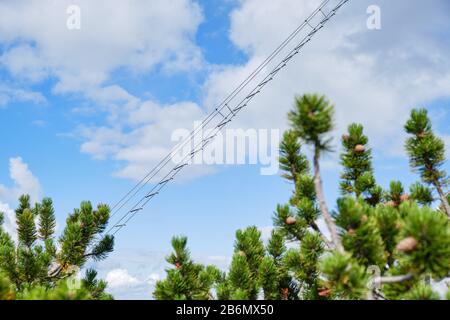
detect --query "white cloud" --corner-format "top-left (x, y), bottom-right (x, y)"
top-left (0, 201), bottom-right (17, 242)
top-left (0, 0), bottom-right (211, 182)
top-left (77, 99), bottom-right (211, 181)
top-left (203, 0), bottom-right (450, 158)
top-left (146, 273), bottom-right (161, 286)
top-left (0, 157), bottom-right (43, 204)
top-left (0, 0), bottom-right (204, 93)
top-left (105, 268), bottom-right (140, 289)
top-left (94, 249), bottom-right (231, 299)
top-left (0, 157), bottom-right (42, 242)
top-left (2, 0), bottom-right (450, 185)
top-left (0, 84), bottom-right (46, 107)
top-left (62, 0), bottom-right (450, 185)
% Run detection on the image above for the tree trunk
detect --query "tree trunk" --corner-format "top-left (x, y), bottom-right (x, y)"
top-left (434, 179), bottom-right (450, 218)
top-left (313, 149), bottom-right (344, 253)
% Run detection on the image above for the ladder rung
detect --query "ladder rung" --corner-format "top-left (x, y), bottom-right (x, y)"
top-left (270, 63), bottom-right (286, 75)
top-left (333, 0), bottom-right (348, 12)
top-left (309, 24), bottom-right (323, 36)
top-left (295, 38), bottom-right (311, 51)
top-left (233, 104), bottom-right (246, 112)
top-left (204, 135), bottom-right (216, 142)
top-left (145, 192), bottom-right (159, 198)
top-left (258, 77), bottom-right (273, 87)
top-left (245, 91), bottom-right (260, 100)
top-left (217, 119), bottom-right (231, 129)
top-left (190, 148), bottom-right (202, 156)
top-left (174, 163), bottom-right (188, 171)
top-left (282, 52), bottom-right (297, 64)
top-left (159, 178), bottom-right (173, 185)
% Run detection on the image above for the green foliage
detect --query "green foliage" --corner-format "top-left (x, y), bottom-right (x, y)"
top-left (83, 269), bottom-right (113, 300)
top-left (321, 252), bottom-right (368, 300)
top-left (260, 230), bottom-right (298, 300)
top-left (396, 203), bottom-right (450, 279)
top-left (335, 198), bottom-right (386, 268)
top-left (288, 93), bottom-right (334, 152)
top-left (38, 198), bottom-right (56, 240)
top-left (227, 227), bottom-right (265, 299)
top-left (17, 279), bottom-right (91, 300)
top-left (340, 124), bottom-right (380, 204)
top-left (154, 236), bottom-right (221, 300)
top-left (405, 109), bottom-right (448, 185)
top-left (401, 284), bottom-right (440, 300)
top-left (157, 96), bottom-right (450, 301)
top-left (385, 181), bottom-right (404, 205)
top-left (405, 108), bottom-right (449, 216)
top-left (279, 130), bottom-right (309, 183)
top-left (285, 232), bottom-right (324, 299)
top-left (373, 205), bottom-right (400, 266)
top-left (409, 182), bottom-right (434, 206)
top-left (227, 253), bottom-right (256, 300)
top-left (0, 195), bottom-right (114, 300)
top-left (0, 273), bottom-right (15, 300)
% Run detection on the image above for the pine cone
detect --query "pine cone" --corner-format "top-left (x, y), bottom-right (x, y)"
top-left (238, 250), bottom-right (246, 257)
top-left (285, 216), bottom-right (296, 225)
top-left (354, 144), bottom-right (365, 153)
top-left (281, 288), bottom-right (289, 300)
top-left (342, 134), bottom-right (350, 142)
top-left (396, 237), bottom-right (418, 253)
top-left (400, 194), bottom-right (410, 202)
top-left (385, 201), bottom-right (397, 208)
top-left (175, 262), bottom-right (182, 269)
top-left (318, 288), bottom-right (332, 297)
top-left (416, 132), bottom-right (426, 138)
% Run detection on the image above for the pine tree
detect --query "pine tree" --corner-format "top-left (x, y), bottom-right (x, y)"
top-left (320, 252), bottom-right (368, 300)
top-left (335, 198), bottom-right (386, 269)
top-left (259, 230), bottom-right (298, 300)
top-left (153, 236), bottom-right (221, 300)
top-left (225, 227), bottom-right (265, 300)
top-left (157, 95), bottom-right (450, 300)
top-left (0, 195), bottom-right (114, 299)
top-left (288, 94), bottom-right (343, 252)
top-left (285, 231), bottom-right (324, 299)
top-left (340, 124), bottom-right (382, 205)
top-left (405, 108), bottom-right (450, 216)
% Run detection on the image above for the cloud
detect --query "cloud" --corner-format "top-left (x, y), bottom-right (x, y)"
top-left (77, 98), bottom-right (212, 181)
top-left (0, 157), bottom-right (42, 204)
top-left (60, 0), bottom-right (450, 185)
top-left (3, 0), bottom-right (450, 185)
top-left (94, 249), bottom-right (231, 300)
top-left (0, 84), bottom-right (46, 107)
top-left (0, 0), bottom-right (211, 182)
top-left (203, 0), bottom-right (450, 157)
top-left (105, 269), bottom-right (140, 289)
top-left (0, 0), bottom-right (204, 93)
top-left (0, 157), bottom-right (42, 242)
top-left (0, 201), bottom-right (17, 242)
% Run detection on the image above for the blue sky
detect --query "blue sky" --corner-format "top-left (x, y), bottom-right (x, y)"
top-left (0, 0), bottom-right (449, 298)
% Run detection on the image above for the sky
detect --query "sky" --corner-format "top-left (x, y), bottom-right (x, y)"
top-left (0, 0), bottom-right (450, 299)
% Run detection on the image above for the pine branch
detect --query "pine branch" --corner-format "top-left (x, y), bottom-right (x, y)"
top-left (373, 273), bottom-right (414, 284)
